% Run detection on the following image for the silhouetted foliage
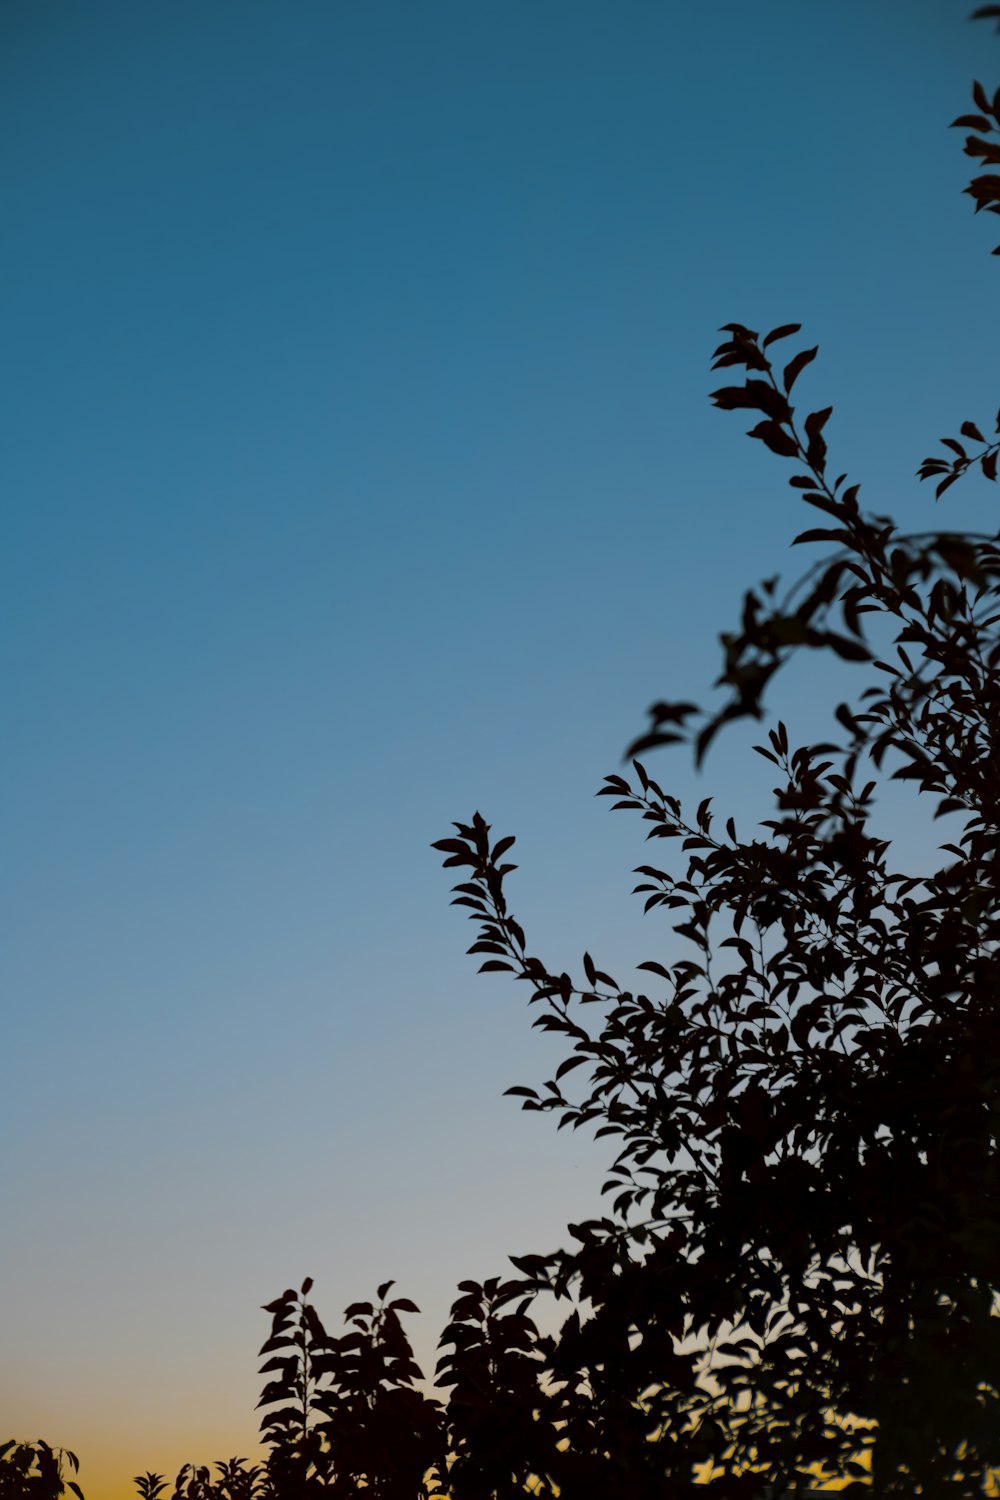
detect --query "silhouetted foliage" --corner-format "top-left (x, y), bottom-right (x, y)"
top-left (133, 1473), bottom-right (168, 1500)
top-left (0, 1443), bottom-right (82, 1500)
top-left (170, 1461), bottom-right (267, 1500)
top-left (427, 15), bottom-right (1000, 1496)
top-left (17, 11), bottom-right (1000, 1500)
top-left (246, 17), bottom-right (1000, 1495)
top-left (953, 17), bottom-right (1000, 253)
top-left (131, 1461), bottom-right (267, 1500)
top-left (434, 1277), bottom-right (561, 1499)
top-left (256, 1279), bottom-right (442, 1498)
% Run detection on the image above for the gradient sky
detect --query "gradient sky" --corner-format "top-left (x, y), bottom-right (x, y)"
top-left (3, 2), bottom-right (998, 1495)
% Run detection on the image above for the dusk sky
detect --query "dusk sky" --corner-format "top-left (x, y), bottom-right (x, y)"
top-left (3, 3), bottom-right (998, 1496)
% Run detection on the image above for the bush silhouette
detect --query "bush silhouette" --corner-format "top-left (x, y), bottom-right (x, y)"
top-left (0, 1442), bottom-right (83, 1500)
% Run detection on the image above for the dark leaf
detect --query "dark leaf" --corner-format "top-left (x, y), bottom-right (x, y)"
top-left (747, 421), bottom-right (799, 458)
top-left (782, 346), bottom-right (818, 393)
top-left (762, 322), bottom-right (802, 348)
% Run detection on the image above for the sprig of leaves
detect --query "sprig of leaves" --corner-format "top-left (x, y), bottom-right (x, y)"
top-left (917, 412), bottom-right (1000, 496)
top-left (953, 55), bottom-right (1000, 249)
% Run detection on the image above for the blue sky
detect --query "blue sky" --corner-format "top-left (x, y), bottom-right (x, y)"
top-left (2, 1), bottom-right (998, 1493)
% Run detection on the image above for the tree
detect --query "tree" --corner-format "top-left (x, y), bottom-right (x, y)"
top-left (428, 16), bottom-right (1000, 1496)
top-left (248, 16), bottom-right (1000, 1495)
top-left (243, 15), bottom-right (1000, 1497)
top-left (86, 9), bottom-right (1000, 1497)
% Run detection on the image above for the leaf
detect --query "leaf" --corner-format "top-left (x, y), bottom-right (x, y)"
top-left (556, 1055), bottom-right (587, 1079)
top-left (262, 1290), bottom-right (296, 1313)
top-left (637, 960), bottom-right (672, 979)
top-left (782, 345), bottom-right (818, 393)
top-left (762, 322), bottom-right (802, 347)
top-left (258, 1380), bottom-right (292, 1407)
top-left (258, 1405), bottom-right (306, 1430)
top-left (747, 420), bottom-right (799, 458)
top-left (710, 384), bottom-right (760, 410)
top-left (805, 406), bottom-right (832, 441)
top-left (625, 729), bottom-right (685, 758)
top-left (711, 381), bottom-right (789, 422)
top-left (645, 699), bottom-right (699, 723)
top-left (793, 527), bottom-right (853, 545)
top-left (804, 405), bottom-right (832, 470)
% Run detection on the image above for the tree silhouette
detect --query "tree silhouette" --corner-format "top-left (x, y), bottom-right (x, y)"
top-left (12, 10), bottom-right (1000, 1500)
top-left (249, 17), bottom-right (1000, 1496)
top-left (429, 21), bottom-right (1000, 1498)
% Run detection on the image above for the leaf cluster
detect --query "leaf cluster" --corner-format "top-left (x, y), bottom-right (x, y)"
top-left (0, 1443), bottom-right (82, 1500)
top-left (953, 56), bottom-right (1000, 251)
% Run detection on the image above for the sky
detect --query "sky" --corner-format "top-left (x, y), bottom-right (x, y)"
top-left (2, 1), bottom-right (998, 1495)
